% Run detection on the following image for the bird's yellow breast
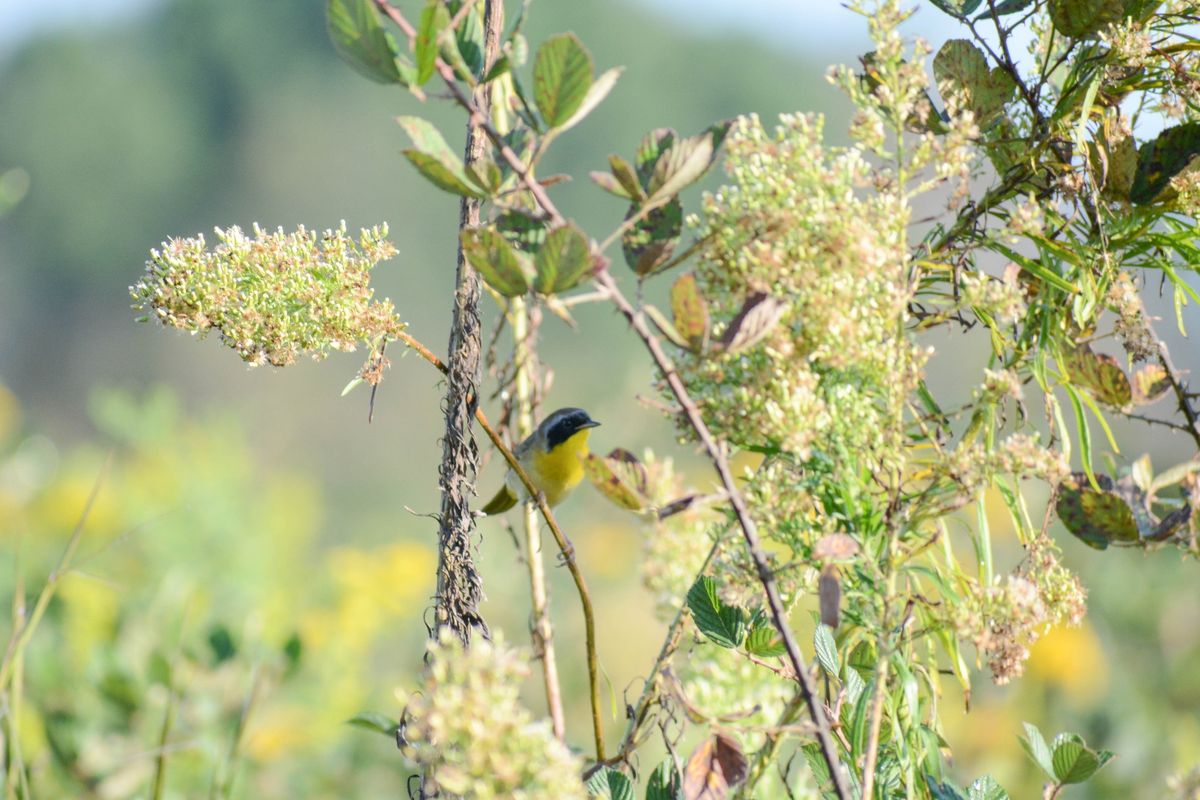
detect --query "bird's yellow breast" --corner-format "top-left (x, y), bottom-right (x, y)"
top-left (527, 429), bottom-right (592, 507)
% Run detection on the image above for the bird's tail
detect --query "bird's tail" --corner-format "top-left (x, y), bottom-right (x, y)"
top-left (479, 484), bottom-right (519, 515)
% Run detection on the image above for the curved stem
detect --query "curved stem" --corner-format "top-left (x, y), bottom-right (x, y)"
top-left (394, 329), bottom-right (606, 760)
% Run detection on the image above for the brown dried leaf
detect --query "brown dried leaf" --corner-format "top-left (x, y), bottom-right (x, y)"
top-left (683, 733), bottom-right (749, 800)
top-left (719, 293), bottom-right (788, 355)
top-left (583, 448), bottom-right (649, 511)
top-left (670, 272), bottom-right (710, 352)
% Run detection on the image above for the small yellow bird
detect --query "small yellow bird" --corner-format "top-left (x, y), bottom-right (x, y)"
top-left (479, 407), bottom-right (600, 515)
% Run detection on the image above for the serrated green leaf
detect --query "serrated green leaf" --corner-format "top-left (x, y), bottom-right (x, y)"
top-left (346, 712), bottom-right (399, 737)
top-left (843, 664), bottom-right (866, 706)
top-left (533, 33), bottom-right (594, 128)
top-left (586, 766), bottom-right (634, 800)
top-left (814, 624), bottom-right (840, 675)
top-left (1060, 345), bottom-right (1132, 409)
top-left (1049, 0), bottom-right (1129, 38)
top-left (622, 199), bottom-right (682, 275)
top-left (1052, 739), bottom-right (1101, 784)
top-left (1055, 472), bottom-right (1140, 549)
top-left (535, 223), bottom-right (592, 294)
top-left (933, 39), bottom-right (1016, 125)
top-left (1019, 722), bottom-right (1056, 780)
top-left (1132, 121), bottom-right (1200, 204)
top-left (397, 116), bottom-right (487, 198)
top-left (686, 576), bottom-right (747, 649)
top-left (669, 272), bottom-right (709, 352)
top-left (976, 0), bottom-right (1034, 17)
top-left (414, 0), bottom-right (448, 85)
top-left (635, 129), bottom-right (676, 184)
top-left (744, 615), bottom-right (786, 658)
top-left (646, 759), bottom-right (683, 800)
top-left (557, 66), bottom-right (623, 134)
top-left (326, 0), bottom-right (403, 84)
top-left (453, 4), bottom-right (485, 78)
top-left (402, 150), bottom-right (486, 197)
top-left (646, 133), bottom-right (716, 207)
top-left (930, 0), bottom-right (984, 17)
top-left (497, 210), bottom-right (547, 253)
top-left (460, 227), bottom-right (532, 297)
top-left (925, 774), bottom-right (968, 800)
top-left (967, 775), bottom-right (1010, 800)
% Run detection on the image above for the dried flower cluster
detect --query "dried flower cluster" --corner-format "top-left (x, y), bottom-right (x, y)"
top-left (401, 632), bottom-right (585, 799)
top-left (131, 222), bottom-right (403, 368)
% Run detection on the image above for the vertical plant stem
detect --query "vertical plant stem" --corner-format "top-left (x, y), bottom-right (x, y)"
top-left (431, 0), bottom-right (505, 643)
top-left (210, 664), bottom-right (264, 800)
top-left (511, 296), bottom-right (567, 740)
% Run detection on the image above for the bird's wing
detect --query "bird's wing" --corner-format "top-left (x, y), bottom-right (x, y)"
top-left (479, 483), bottom-right (519, 515)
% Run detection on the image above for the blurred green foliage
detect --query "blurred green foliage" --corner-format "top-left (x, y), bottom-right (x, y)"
top-left (0, 0), bottom-right (1198, 797)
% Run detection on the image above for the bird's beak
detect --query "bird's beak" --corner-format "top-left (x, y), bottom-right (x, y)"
top-left (581, 419), bottom-right (601, 429)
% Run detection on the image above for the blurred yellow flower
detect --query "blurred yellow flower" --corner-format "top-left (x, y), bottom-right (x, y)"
top-left (1027, 622), bottom-right (1109, 707)
top-left (59, 573), bottom-right (120, 668)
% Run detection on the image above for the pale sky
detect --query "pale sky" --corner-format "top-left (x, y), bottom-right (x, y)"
top-left (0, 0), bottom-right (964, 58)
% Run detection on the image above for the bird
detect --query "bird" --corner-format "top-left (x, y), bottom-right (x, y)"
top-left (479, 407), bottom-right (600, 515)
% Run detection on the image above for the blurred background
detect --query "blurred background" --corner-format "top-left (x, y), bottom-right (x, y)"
top-left (0, 0), bottom-right (1197, 797)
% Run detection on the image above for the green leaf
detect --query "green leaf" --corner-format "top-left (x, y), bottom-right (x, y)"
top-left (283, 631), bottom-right (303, 672)
top-left (976, 0), bottom-right (1034, 17)
top-left (533, 33), bottom-right (594, 128)
top-left (930, 0), bottom-right (984, 17)
top-left (744, 613), bottom-right (786, 658)
top-left (609, 155), bottom-right (646, 201)
top-left (1049, 0), bottom-right (1130, 38)
top-left (669, 273), bottom-right (709, 352)
top-left (453, 4), bottom-right (485, 78)
top-left (1132, 121), bottom-right (1200, 204)
top-left (843, 663), bottom-right (866, 706)
top-left (341, 376), bottom-right (365, 396)
top-left (535, 223), bottom-right (593, 294)
top-left (415, 0), bottom-right (448, 85)
top-left (586, 766), bottom-right (635, 800)
top-left (646, 132), bottom-right (716, 207)
top-left (622, 199), bottom-right (682, 275)
top-left (635, 129), bottom-right (677, 185)
top-left (1055, 472), bottom-right (1140, 549)
top-left (1052, 738), bottom-right (1102, 784)
top-left (814, 624), bottom-right (840, 675)
top-left (326, 0), bottom-right (403, 84)
top-left (208, 625), bottom-right (236, 664)
top-left (1060, 345), bottom-right (1132, 409)
top-left (461, 227), bottom-right (532, 297)
top-left (557, 67), bottom-right (623, 134)
top-left (590, 170), bottom-right (633, 200)
top-left (397, 116), bottom-right (487, 198)
top-left (925, 774), bottom-right (967, 800)
top-left (645, 759), bottom-right (683, 800)
top-left (686, 576), bottom-right (748, 649)
top-left (346, 712), bottom-right (399, 737)
top-left (1019, 722), bottom-right (1057, 780)
top-left (497, 210), bottom-right (548, 253)
top-left (967, 775), bottom-right (1010, 800)
top-left (933, 40), bottom-right (1016, 125)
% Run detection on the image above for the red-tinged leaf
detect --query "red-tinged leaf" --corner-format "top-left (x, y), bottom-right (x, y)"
top-left (683, 733), bottom-right (749, 800)
top-left (584, 449), bottom-right (648, 511)
top-left (460, 227), bottom-right (532, 297)
top-left (622, 199), bottom-right (682, 275)
top-left (719, 293), bottom-right (788, 354)
top-left (670, 272), bottom-right (710, 352)
top-left (534, 223), bottom-right (592, 294)
top-left (609, 154), bottom-right (645, 201)
top-left (647, 132), bottom-right (716, 206)
top-left (590, 170), bottom-right (632, 200)
top-left (1131, 363), bottom-right (1171, 405)
top-left (1060, 345), bottom-right (1132, 409)
top-left (1055, 472), bottom-right (1140, 549)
